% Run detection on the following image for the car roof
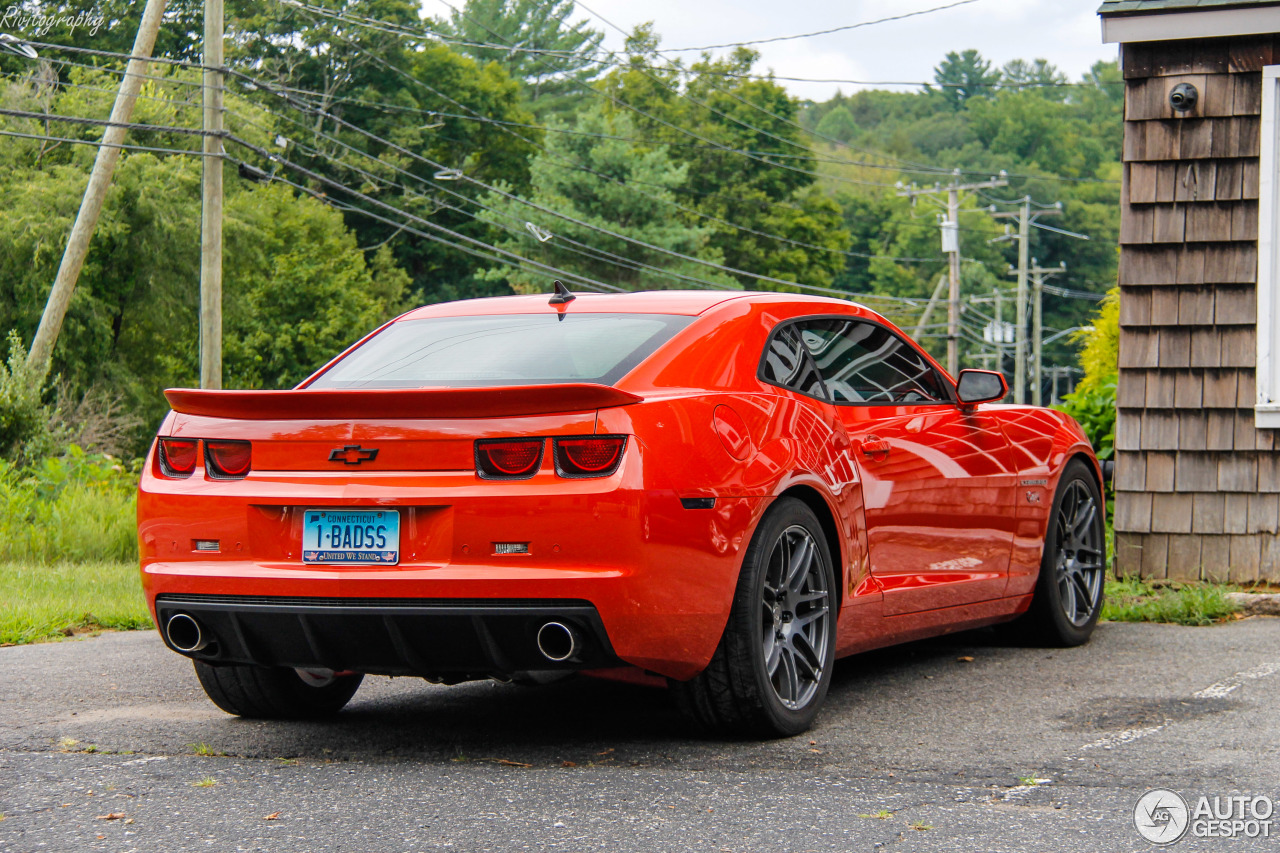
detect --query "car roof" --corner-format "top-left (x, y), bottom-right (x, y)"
top-left (398, 290), bottom-right (877, 320)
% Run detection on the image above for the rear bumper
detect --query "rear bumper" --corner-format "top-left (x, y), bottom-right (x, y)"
top-left (155, 594), bottom-right (621, 678)
top-left (139, 464), bottom-right (767, 678)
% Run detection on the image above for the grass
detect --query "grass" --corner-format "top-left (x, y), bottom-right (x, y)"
top-left (0, 560), bottom-right (151, 645)
top-left (1102, 576), bottom-right (1241, 626)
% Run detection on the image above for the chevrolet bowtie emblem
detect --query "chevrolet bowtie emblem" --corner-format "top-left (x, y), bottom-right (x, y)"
top-left (329, 445), bottom-right (379, 465)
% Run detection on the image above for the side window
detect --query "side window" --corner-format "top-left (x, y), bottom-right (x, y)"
top-left (797, 319), bottom-right (949, 404)
top-left (761, 323), bottom-right (827, 399)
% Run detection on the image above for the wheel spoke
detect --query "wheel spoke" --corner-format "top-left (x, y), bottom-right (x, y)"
top-left (793, 604), bottom-right (828, 629)
top-left (764, 633), bottom-right (782, 677)
top-left (791, 632), bottom-right (823, 677)
top-left (779, 646), bottom-right (800, 702)
top-left (785, 534), bottom-right (815, 593)
top-left (1060, 574), bottom-right (1078, 621)
top-left (1071, 498), bottom-right (1097, 539)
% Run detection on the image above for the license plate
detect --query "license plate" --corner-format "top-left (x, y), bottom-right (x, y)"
top-left (302, 509), bottom-right (400, 565)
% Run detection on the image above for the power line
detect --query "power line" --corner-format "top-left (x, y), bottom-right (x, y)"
top-left (660, 0), bottom-right (983, 52)
top-left (0, 126), bottom-right (214, 156)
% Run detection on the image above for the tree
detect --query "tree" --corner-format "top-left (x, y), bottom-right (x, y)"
top-left (814, 105), bottom-right (857, 142)
top-left (474, 105), bottom-right (735, 293)
top-left (433, 0), bottom-right (604, 116)
top-left (1000, 58), bottom-right (1068, 96)
top-left (928, 49), bottom-right (1000, 110)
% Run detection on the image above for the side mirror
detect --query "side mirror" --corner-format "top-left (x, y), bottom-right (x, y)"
top-left (956, 369), bottom-right (1008, 406)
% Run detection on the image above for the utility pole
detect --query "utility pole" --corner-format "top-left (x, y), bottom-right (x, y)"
top-left (913, 275), bottom-right (948, 340)
top-left (27, 0), bottom-right (169, 379)
top-left (991, 198), bottom-right (1061, 404)
top-left (1029, 260), bottom-right (1066, 407)
top-left (200, 0), bottom-right (225, 389)
top-left (898, 169), bottom-right (1007, 376)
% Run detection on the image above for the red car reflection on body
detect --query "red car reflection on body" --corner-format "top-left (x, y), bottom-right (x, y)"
top-left (138, 289), bottom-right (1105, 736)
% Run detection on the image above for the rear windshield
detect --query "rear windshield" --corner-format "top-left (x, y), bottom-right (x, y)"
top-left (309, 313), bottom-right (695, 389)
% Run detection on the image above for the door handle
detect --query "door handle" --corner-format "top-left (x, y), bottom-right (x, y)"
top-left (858, 437), bottom-right (891, 457)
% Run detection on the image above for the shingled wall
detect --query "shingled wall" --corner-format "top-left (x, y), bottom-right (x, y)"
top-left (1115, 35), bottom-right (1280, 581)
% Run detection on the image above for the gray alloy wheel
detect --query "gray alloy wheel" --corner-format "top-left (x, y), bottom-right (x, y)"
top-left (1015, 459), bottom-right (1107, 647)
top-left (1053, 478), bottom-right (1106, 628)
top-left (669, 497), bottom-right (837, 737)
top-left (760, 524), bottom-right (832, 711)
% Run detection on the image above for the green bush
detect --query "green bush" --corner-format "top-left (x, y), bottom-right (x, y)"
top-left (1057, 379), bottom-right (1116, 461)
top-left (0, 331), bottom-right (47, 462)
top-left (0, 446), bottom-right (138, 564)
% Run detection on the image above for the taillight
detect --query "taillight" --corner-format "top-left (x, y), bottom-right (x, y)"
top-left (158, 438), bottom-right (198, 478)
top-left (475, 438), bottom-right (543, 479)
top-left (554, 436), bottom-right (626, 478)
top-left (205, 440), bottom-right (252, 479)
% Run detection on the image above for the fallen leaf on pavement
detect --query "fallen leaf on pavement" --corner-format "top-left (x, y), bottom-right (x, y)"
top-left (264, 813), bottom-right (281, 821)
top-left (96, 813), bottom-right (125, 821)
top-left (596, 748), bottom-right (615, 756)
top-left (492, 759), bottom-right (532, 767)
top-left (561, 761), bottom-right (577, 767)
top-left (957, 656), bottom-right (974, 662)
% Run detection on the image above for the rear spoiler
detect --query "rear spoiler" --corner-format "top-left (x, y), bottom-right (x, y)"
top-left (164, 384), bottom-right (644, 421)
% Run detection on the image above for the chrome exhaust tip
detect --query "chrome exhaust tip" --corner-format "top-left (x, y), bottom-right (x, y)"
top-left (165, 612), bottom-right (209, 653)
top-left (535, 621), bottom-right (579, 663)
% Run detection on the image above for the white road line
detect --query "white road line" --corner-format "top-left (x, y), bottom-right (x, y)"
top-left (1192, 661), bottom-right (1280, 699)
top-left (1078, 725), bottom-right (1165, 753)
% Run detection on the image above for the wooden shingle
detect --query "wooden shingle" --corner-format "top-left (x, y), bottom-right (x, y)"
top-left (1159, 328), bottom-right (1192, 367)
top-left (1229, 535), bottom-right (1262, 582)
top-left (1219, 454), bottom-right (1259, 492)
top-left (1119, 328), bottom-right (1160, 368)
top-left (1247, 493), bottom-right (1280, 533)
top-left (1176, 288), bottom-right (1213, 329)
top-left (1116, 410), bottom-right (1143, 451)
top-left (1201, 535), bottom-right (1231, 582)
top-left (1207, 410), bottom-right (1235, 450)
top-left (1146, 450), bottom-right (1176, 492)
top-left (1153, 493), bottom-right (1195, 533)
top-left (1175, 370), bottom-right (1203, 407)
top-left (1180, 410), bottom-right (1208, 450)
top-left (1142, 533), bottom-right (1172, 578)
top-left (1145, 369), bottom-right (1176, 407)
top-left (1176, 452), bottom-right (1217, 491)
top-left (1237, 369), bottom-right (1256, 407)
top-left (1224, 493), bottom-right (1250, 534)
top-left (1192, 492), bottom-right (1226, 533)
top-left (1214, 158), bottom-right (1244, 200)
top-left (1203, 369), bottom-right (1238, 407)
top-left (1229, 38), bottom-right (1275, 74)
top-left (1114, 531), bottom-right (1144, 576)
top-left (1215, 285), bottom-right (1258, 324)
top-left (1118, 370), bottom-right (1148, 408)
top-left (1120, 288), bottom-right (1152, 325)
top-left (1174, 161), bottom-right (1213, 202)
top-left (1114, 492), bottom-right (1153, 532)
top-left (1150, 289), bottom-right (1181, 325)
top-left (1166, 534), bottom-right (1203, 579)
top-left (1191, 328), bottom-right (1221, 367)
top-left (1121, 203), bottom-right (1156, 244)
top-left (1153, 204), bottom-right (1188, 242)
top-left (1129, 162), bottom-right (1158, 204)
top-left (1115, 452), bottom-right (1147, 492)
top-left (1143, 410), bottom-right (1180, 450)
top-left (1232, 71), bottom-right (1263, 115)
top-left (1231, 200), bottom-right (1259, 241)
top-left (1220, 326), bottom-right (1257, 367)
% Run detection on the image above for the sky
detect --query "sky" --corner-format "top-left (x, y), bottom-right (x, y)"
top-left (428, 0), bottom-right (1118, 102)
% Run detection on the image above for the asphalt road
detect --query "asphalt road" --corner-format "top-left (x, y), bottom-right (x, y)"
top-left (2, 617), bottom-right (1278, 853)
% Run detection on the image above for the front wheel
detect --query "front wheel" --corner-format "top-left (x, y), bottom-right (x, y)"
top-left (194, 661), bottom-right (363, 719)
top-left (670, 497), bottom-right (837, 737)
top-left (1019, 460), bottom-right (1107, 646)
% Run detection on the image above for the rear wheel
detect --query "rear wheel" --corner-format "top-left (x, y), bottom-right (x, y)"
top-left (1018, 460), bottom-right (1107, 646)
top-left (670, 497), bottom-right (836, 737)
top-left (193, 661), bottom-right (363, 719)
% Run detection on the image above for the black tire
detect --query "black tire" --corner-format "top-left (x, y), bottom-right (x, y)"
top-left (193, 661), bottom-right (363, 719)
top-left (1017, 459), bottom-right (1107, 646)
top-left (670, 497), bottom-right (837, 738)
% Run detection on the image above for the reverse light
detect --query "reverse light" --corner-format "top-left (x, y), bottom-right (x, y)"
top-left (158, 438), bottom-right (199, 478)
top-left (475, 438), bottom-right (544, 479)
top-left (205, 440), bottom-right (252, 479)
top-left (554, 436), bottom-right (626, 478)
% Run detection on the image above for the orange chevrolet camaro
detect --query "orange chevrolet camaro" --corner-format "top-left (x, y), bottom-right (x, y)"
top-left (138, 288), bottom-right (1105, 737)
